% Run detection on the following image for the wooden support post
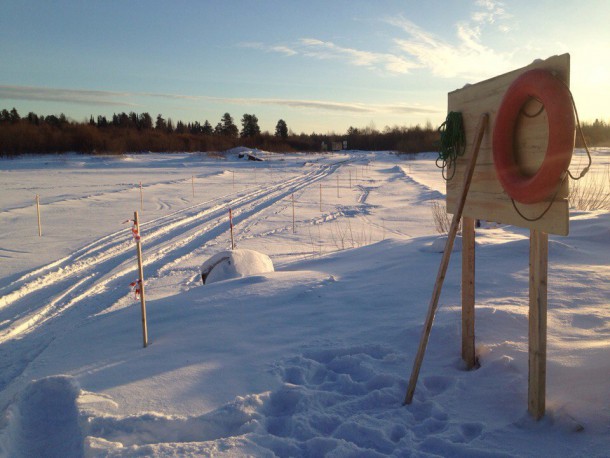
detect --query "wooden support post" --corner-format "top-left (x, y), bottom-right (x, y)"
top-left (462, 216), bottom-right (476, 368)
top-left (292, 193), bottom-right (295, 234)
top-left (404, 113), bottom-right (488, 405)
top-left (139, 181), bottom-right (143, 212)
top-left (229, 208), bottom-right (235, 250)
top-left (134, 211), bottom-right (148, 348)
top-left (529, 229), bottom-right (548, 419)
top-left (35, 194), bottom-right (42, 237)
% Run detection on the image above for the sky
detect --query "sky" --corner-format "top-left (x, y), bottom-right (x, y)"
top-left (1, 0), bottom-right (608, 134)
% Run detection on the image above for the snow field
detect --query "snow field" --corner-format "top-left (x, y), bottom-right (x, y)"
top-left (0, 149), bottom-right (608, 456)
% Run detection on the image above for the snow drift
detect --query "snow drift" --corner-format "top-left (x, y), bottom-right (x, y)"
top-left (201, 249), bottom-right (275, 284)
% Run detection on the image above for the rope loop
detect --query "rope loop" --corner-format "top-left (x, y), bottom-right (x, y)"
top-left (437, 111), bottom-right (466, 181)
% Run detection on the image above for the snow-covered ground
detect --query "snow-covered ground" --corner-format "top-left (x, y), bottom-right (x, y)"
top-left (0, 149), bottom-right (608, 457)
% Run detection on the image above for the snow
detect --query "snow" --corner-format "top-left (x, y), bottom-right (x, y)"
top-left (0, 149), bottom-right (609, 457)
top-left (201, 249), bottom-right (274, 284)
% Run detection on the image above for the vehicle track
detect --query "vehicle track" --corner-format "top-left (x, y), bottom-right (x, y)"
top-left (0, 161), bottom-right (343, 344)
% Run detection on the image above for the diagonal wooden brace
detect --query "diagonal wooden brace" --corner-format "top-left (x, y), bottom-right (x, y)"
top-left (404, 113), bottom-right (488, 405)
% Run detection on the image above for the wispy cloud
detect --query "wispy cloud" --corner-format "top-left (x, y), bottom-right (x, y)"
top-left (298, 38), bottom-right (418, 74)
top-left (210, 96), bottom-right (439, 115)
top-left (239, 38), bottom-right (417, 75)
top-left (238, 42), bottom-right (298, 57)
top-left (0, 85), bottom-right (138, 107)
top-left (0, 85), bottom-right (440, 116)
top-left (387, 1), bottom-right (514, 79)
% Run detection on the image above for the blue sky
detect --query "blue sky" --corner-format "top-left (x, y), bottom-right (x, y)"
top-left (1, 0), bottom-right (608, 134)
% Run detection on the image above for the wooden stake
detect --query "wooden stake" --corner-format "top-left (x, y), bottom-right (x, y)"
top-left (404, 113), bottom-right (488, 405)
top-left (139, 181), bottom-right (143, 212)
top-left (229, 208), bottom-right (235, 250)
top-left (134, 211), bottom-right (148, 348)
top-left (462, 216), bottom-right (476, 368)
top-left (337, 174), bottom-right (340, 198)
top-left (319, 182), bottom-right (322, 212)
top-left (529, 229), bottom-right (548, 419)
top-left (35, 194), bottom-right (42, 237)
top-left (292, 193), bottom-right (296, 234)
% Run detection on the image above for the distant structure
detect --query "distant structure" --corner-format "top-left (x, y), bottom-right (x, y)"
top-left (321, 140), bottom-right (347, 152)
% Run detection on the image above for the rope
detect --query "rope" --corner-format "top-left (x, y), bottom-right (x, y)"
top-left (436, 112), bottom-right (466, 181)
top-left (563, 83), bottom-right (592, 181)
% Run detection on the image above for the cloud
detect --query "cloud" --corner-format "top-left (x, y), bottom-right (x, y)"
top-left (214, 96), bottom-right (439, 115)
top-left (298, 38), bottom-right (418, 74)
top-left (240, 37), bottom-right (417, 75)
top-left (0, 85), bottom-right (440, 116)
top-left (0, 85), bottom-right (138, 107)
top-left (238, 41), bottom-right (297, 56)
top-left (386, 2), bottom-right (514, 80)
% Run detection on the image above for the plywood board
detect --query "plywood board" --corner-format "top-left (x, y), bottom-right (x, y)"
top-left (446, 54), bottom-right (572, 236)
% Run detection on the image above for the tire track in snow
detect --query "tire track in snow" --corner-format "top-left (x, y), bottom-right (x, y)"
top-left (0, 161), bottom-right (344, 344)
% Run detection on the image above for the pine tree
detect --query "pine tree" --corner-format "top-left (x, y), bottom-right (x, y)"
top-left (275, 119), bottom-right (288, 138)
top-left (220, 113), bottom-right (238, 138)
top-left (155, 114), bottom-right (166, 131)
top-left (241, 114), bottom-right (261, 138)
top-left (202, 120), bottom-right (213, 135)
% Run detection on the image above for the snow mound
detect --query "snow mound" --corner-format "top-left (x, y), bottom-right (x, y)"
top-left (201, 249), bottom-right (275, 284)
top-left (422, 235), bottom-right (463, 253)
top-left (0, 376), bottom-right (83, 458)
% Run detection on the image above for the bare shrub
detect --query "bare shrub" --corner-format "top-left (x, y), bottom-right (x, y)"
top-left (569, 166), bottom-right (610, 211)
top-left (431, 200), bottom-right (460, 234)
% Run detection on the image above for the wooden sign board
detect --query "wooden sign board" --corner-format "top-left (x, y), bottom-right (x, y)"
top-left (446, 54), bottom-right (572, 236)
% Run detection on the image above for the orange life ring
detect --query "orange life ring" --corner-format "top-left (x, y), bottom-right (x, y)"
top-left (492, 69), bottom-right (575, 204)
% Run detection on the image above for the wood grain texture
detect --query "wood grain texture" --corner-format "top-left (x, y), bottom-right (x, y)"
top-left (446, 54), bottom-right (572, 236)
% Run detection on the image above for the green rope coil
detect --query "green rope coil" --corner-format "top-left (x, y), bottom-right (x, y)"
top-left (437, 111), bottom-right (466, 180)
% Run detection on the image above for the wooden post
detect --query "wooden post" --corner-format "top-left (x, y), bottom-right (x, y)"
top-left (404, 113), bottom-right (488, 405)
top-left (134, 211), bottom-right (148, 348)
top-left (292, 193), bottom-right (296, 234)
top-left (529, 229), bottom-right (548, 419)
top-left (139, 181), bottom-right (143, 212)
top-left (229, 208), bottom-right (235, 250)
top-left (35, 194), bottom-right (42, 237)
top-left (337, 174), bottom-right (340, 198)
top-left (319, 182), bottom-right (322, 212)
top-left (462, 216), bottom-right (476, 368)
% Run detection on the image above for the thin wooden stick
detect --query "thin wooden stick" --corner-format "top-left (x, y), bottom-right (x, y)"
top-left (35, 194), bottom-right (42, 237)
top-left (139, 181), bottom-right (143, 212)
top-left (134, 211), bottom-right (148, 348)
top-left (319, 182), bottom-right (322, 212)
top-left (337, 174), bottom-right (340, 198)
top-left (404, 113), bottom-right (488, 405)
top-left (292, 193), bottom-right (296, 234)
top-left (229, 208), bottom-right (235, 250)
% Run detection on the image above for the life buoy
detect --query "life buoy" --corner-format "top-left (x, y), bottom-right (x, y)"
top-left (493, 69), bottom-right (574, 204)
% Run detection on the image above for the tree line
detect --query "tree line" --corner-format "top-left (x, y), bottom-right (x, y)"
top-left (1, 107), bottom-right (607, 157)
